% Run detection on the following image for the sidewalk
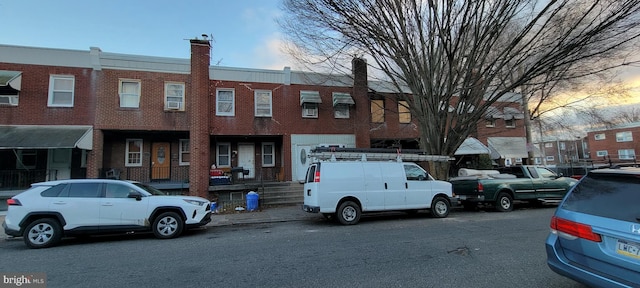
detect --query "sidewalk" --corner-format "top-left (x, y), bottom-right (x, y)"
top-left (209, 204), bottom-right (317, 227)
top-left (0, 204), bottom-right (316, 240)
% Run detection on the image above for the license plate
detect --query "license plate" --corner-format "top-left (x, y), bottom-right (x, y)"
top-left (616, 240), bottom-right (640, 259)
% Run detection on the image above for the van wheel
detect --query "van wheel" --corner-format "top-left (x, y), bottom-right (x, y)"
top-left (495, 192), bottom-right (514, 212)
top-left (24, 218), bottom-right (62, 249)
top-left (337, 201), bottom-right (361, 225)
top-left (430, 196), bottom-right (450, 218)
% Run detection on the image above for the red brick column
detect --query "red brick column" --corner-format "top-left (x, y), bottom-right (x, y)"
top-left (86, 129), bottom-right (103, 178)
top-left (189, 39), bottom-right (211, 198)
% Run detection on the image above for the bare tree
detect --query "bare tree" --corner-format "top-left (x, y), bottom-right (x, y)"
top-left (280, 0), bottom-right (640, 178)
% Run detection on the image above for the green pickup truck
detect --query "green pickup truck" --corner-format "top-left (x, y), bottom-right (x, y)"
top-left (450, 166), bottom-right (579, 212)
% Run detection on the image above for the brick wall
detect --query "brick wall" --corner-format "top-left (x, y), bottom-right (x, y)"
top-left (587, 124), bottom-right (640, 163)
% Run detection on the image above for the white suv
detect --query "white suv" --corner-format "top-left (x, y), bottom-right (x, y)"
top-left (3, 179), bottom-right (212, 248)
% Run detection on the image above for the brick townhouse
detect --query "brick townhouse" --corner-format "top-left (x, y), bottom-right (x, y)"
top-left (0, 39), bottom-right (528, 197)
top-left (587, 122), bottom-right (640, 164)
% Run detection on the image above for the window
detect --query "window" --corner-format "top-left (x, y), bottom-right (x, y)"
top-left (596, 150), bottom-right (608, 157)
top-left (16, 150), bottom-right (37, 169)
top-left (0, 95), bottom-right (18, 106)
top-left (216, 89), bottom-right (235, 116)
top-left (302, 103), bottom-right (318, 118)
top-left (534, 157), bottom-right (542, 164)
top-left (126, 139), bottom-right (143, 167)
top-left (119, 80), bottom-right (141, 108)
top-left (217, 143), bottom-right (231, 167)
top-left (334, 105), bottom-right (349, 118)
top-left (67, 183), bottom-right (101, 198)
top-left (505, 119), bottom-right (515, 128)
top-left (536, 167), bottom-right (558, 178)
top-left (544, 143), bottom-right (553, 148)
top-left (559, 142), bottom-right (566, 150)
top-left (616, 131), bottom-right (632, 142)
top-left (485, 118), bottom-right (496, 127)
top-left (619, 149), bottom-right (636, 160)
top-left (398, 100), bottom-right (411, 123)
top-left (254, 90), bottom-right (272, 117)
top-left (105, 184), bottom-right (134, 198)
top-left (179, 139), bottom-right (190, 165)
top-left (594, 133), bottom-right (605, 140)
top-left (515, 158), bottom-right (523, 163)
top-left (546, 156), bottom-right (555, 161)
top-left (371, 100), bottom-right (384, 123)
top-left (262, 142), bottom-right (275, 167)
top-left (48, 75), bottom-right (74, 107)
top-left (165, 82), bottom-right (185, 111)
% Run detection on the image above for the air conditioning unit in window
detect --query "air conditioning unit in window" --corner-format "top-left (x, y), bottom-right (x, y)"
top-left (167, 101), bottom-right (181, 110)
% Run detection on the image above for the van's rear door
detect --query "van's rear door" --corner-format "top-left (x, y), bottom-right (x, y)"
top-left (303, 163), bottom-right (320, 210)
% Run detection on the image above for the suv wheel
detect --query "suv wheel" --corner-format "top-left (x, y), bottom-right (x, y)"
top-left (152, 212), bottom-right (184, 239)
top-left (24, 218), bottom-right (62, 249)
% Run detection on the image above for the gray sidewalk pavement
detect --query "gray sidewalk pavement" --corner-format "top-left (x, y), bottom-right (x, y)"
top-left (0, 204), bottom-right (317, 240)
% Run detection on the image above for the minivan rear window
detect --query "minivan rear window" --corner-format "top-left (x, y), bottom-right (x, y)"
top-left (561, 173), bottom-right (640, 222)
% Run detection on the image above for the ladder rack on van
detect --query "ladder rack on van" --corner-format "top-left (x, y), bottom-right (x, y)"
top-left (308, 147), bottom-right (452, 162)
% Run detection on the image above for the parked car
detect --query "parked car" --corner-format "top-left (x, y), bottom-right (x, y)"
top-left (302, 160), bottom-right (453, 225)
top-left (546, 168), bottom-right (640, 287)
top-left (450, 166), bottom-right (578, 211)
top-left (3, 179), bottom-right (212, 248)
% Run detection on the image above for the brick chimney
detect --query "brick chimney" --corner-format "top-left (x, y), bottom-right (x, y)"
top-left (352, 57), bottom-right (371, 148)
top-left (189, 38), bottom-right (211, 198)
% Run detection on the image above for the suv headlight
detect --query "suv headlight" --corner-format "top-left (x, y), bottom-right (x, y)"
top-left (183, 199), bottom-right (206, 206)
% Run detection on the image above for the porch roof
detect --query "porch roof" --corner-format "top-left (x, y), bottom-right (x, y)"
top-left (0, 125), bottom-right (93, 150)
top-left (454, 137), bottom-right (491, 155)
top-left (487, 137), bottom-right (528, 159)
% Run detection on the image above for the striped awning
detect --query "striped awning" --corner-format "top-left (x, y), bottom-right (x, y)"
top-left (300, 91), bottom-right (322, 106)
top-left (332, 92), bottom-right (355, 106)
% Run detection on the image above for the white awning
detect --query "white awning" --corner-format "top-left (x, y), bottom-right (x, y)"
top-left (503, 107), bottom-right (524, 120)
top-left (455, 137), bottom-right (491, 155)
top-left (332, 92), bottom-right (355, 106)
top-left (300, 91), bottom-right (322, 106)
top-left (488, 137), bottom-right (528, 159)
top-left (0, 70), bottom-right (21, 91)
top-left (485, 106), bottom-right (504, 119)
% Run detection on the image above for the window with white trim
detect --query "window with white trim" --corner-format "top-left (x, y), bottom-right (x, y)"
top-left (559, 142), bottom-right (566, 150)
top-left (534, 157), bottom-right (541, 164)
top-left (119, 80), bottom-right (141, 108)
top-left (594, 133), bottom-right (605, 140)
top-left (216, 89), bottom-right (234, 116)
top-left (505, 119), bottom-right (515, 128)
top-left (179, 139), bottom-right (190, 165)
top-left (619, 149), bottom-right (636, 160)
top-left (544, 142), bottom-right (553, 148)
top-left (546, 156), bottom-right (555, 161)
top-left (165, 82), bottom-right (185, 111)
top-left (255, 90), bottom-right (272, 117)
top-left (302, 103), bottom-right (318, 118)
top-left (485, 118), bottom-right (495, 127)
top-left (596, 150), bottom-right (608, 157)
top-left (48, 75), bottom-right (74, 107)
top-left (334, 105), bottom-right (349, 118)
top-left (262, 142), bottom-right (275, 167)
top-left (125, 139), bottom-right (143, 167)
top-left (217, 143), bottom-right (231, 167)
top-left (616, 131), bottom-right (632, 142)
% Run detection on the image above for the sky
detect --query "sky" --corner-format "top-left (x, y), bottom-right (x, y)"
top-left (0, 0), bottom-right (293, 70)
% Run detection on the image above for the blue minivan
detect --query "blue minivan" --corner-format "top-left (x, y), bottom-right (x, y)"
top-left (546, 168), bottom-right (640, 287)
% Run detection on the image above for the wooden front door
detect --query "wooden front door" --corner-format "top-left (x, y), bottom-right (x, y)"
top-left (151, 142), bottom-right (170, 180)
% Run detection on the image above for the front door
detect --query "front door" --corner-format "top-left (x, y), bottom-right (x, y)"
top-left (238, 144), bottom-right (255, 178)
top-left (47, 149), bottom-right (71, 180)
top-left (151, 142), bottom-right (170, 180)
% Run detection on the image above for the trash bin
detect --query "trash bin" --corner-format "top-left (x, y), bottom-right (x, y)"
top-left (246, 191), bottom-right (259, 211)
top-left (210, 202), bottom-right (218, 213)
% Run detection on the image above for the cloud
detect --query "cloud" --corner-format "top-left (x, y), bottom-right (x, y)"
top-left (250, 33), bottom-right (298, 70)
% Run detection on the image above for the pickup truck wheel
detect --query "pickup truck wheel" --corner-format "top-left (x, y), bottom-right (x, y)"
top-left (496, 192), bottom-right (514, 212)
top-left (24, 218), bottom-right (62, 249)
top-left (153, 212), bottom-right (184, 239)
top-left (337, 201), bottom-right (361, 225)
top-left (430, 196), bottom-right (450, 218)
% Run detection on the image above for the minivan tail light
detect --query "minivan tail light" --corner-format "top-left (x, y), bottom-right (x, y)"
top-left (7, 198), bottom-right (21, 206)
top-left (314, 171), bottom-right (320, 182)
top-left (550, 216), bottom-right (602, 242)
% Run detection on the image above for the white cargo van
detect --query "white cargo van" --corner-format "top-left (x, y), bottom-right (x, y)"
top-left (302, 160), bottom-right (453, 225)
